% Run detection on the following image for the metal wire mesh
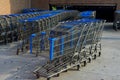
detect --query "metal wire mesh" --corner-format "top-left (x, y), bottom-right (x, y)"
top-left (0, 11), bottom-right (51, 44)
top-left (17, 10), bottom-right (79, 54)
top-left (33, 19), bottom-right (106, 79)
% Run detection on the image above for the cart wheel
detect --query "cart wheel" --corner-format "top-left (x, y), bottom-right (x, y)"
top-left (56, 73), bottom-right (60, 77)
top-left (36, 73), bottom-right (40, 79)
top-left (83, 61), bottom-right (87, 67)
top-left (88, 58), bottom-right (91, 63)
top-left (47, 78), bottom-right (50, 80)
top-left (16, 49), bottom-right (19, 55)
top-left (98, 52), bottom-right (101, 57)
top-left (64, 70), bottom-right (68, 72)
top-left (93, 54), bottom-right (97, 60)
top-left (26, 46), bottom-right (29, 50)
top-left (95, 46), bottom-right (97, 53)
top-left (77, 65), bottom-right (80, 71)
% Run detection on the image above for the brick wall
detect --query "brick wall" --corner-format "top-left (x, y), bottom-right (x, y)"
top-left (0, 0), bottom-right (31, 15)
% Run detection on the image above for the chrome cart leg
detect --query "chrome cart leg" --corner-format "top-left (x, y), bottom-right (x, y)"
top-left (56, 73), bottom-right (60, 77)
top-left (88, 57), bottom-right (92, 63)
top-left (93, 54), bottom-right (97, 60)
top-left (83, 61), bottom-right (87, 67)
top-left (47, 78), bottom-right (50, 80)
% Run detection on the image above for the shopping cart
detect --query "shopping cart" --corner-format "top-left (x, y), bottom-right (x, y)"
top-left (0, 11), bottom-right (51, 45)
top-left (32, 19), bottom-right (106, 80)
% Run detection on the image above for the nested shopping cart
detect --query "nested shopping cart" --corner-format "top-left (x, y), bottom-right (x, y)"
top-left (16, 10), bottom-right (79, 55)
top-left (0, 11), bottom-right (51, 45)
top-left (32, 19), bottom-right (105, 80)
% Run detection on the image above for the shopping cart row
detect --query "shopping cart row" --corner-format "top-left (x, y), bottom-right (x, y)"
top-left (0, 11), bottom-right (52, 44)
top-left (16, 10), bottom-right (79, 54)
top-left (0, 10), bottom-right (97, 45)
top-left (30, 19), bottom-right (106, 80)
top-left (0, 10), bottom-right (77, 45)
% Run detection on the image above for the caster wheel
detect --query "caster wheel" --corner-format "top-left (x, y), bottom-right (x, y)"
top-left (64, 70), bottom-right (68, 72)
top-left (36, 73), bottom-right (40, 79)
top-left (83, 61), bottom-right (87, 67)
top-left (26, 46), bottom-right (29, 50)
top-left (88, 58), bottom-right (91, 63)
top-left (56, 74), bottom-right (60, 77)
top-left (47, 78), bottom-right (50, 80)
top-left (93, 54), bottom-right (97, 60)
top-left (98, 52), bottom-right (101, 57)
top-left (77, 65), bottom-right (80, 71)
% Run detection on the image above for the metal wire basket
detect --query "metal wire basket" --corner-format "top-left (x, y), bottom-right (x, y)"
top-left (32, 19), bottom-right (106, 80)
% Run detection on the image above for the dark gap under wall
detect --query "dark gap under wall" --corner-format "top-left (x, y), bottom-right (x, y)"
top-left (50, 4), bottom-right (117, 22)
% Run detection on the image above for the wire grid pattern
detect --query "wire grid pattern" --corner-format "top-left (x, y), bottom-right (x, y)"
top-left (33, 19), bottom-right (106, 78)
top-left (0, 11), bottom-right (50, 44)
top-left (18, 10), bottom-right (79, 52)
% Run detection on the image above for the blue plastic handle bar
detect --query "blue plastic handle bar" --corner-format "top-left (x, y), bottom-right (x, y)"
top-left (80, 11), bottom-right (94, 17)
top-left (49, 38), bottom-right (57, 61)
